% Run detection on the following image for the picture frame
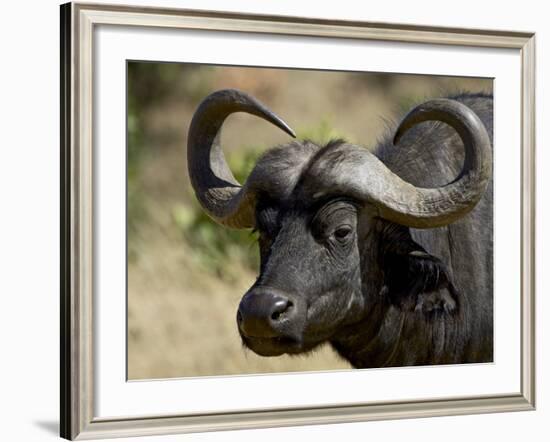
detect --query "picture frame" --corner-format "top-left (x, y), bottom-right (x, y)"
top-left (60, 2), bottom-right (536, 440)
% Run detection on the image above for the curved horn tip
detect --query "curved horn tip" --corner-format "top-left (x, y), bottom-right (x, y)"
top-left (216, 88), bottom-right (296, 139)
top-left (284, 124), bottom-right (297, 139)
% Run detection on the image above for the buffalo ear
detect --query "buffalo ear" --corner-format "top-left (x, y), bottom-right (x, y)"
top-left (379, 223), bottom-right (460, 316)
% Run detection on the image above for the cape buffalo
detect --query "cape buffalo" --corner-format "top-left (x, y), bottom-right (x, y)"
top-left (187, 88), bottom-right (493, 368)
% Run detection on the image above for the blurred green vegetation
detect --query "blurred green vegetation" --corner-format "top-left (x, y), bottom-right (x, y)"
top-left (172, 201), bottom-right (259, 280)
top-left (127, 95), bottom-right (145, 238)
top-left (127, 64), bottom-right (173, 235)
top-left (127, 63), bottom-right (213, 238)
top-left (297, 119), bottom-right (348, 145)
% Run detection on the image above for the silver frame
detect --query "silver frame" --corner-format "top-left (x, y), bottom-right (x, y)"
top-left (60, 2), bottom-right (536, 440)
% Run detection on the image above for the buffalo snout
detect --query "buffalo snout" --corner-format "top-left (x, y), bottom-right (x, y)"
top-left (237, 288), bottom-right (297, 338)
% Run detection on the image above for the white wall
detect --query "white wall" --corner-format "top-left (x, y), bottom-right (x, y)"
top-left (0, 0), bottom-right (546, 441)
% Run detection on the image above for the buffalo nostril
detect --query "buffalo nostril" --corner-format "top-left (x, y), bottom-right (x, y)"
top-left (270, 299), bottom-right (293, 321)
top-left (238, 290), bottom-right (296, 337)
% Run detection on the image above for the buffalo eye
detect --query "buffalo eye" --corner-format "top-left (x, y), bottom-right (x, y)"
top-left (333, 225), bottom-right (353, 242)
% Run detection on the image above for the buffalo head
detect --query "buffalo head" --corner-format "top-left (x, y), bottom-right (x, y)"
top-left (187, 89), bottom-right (491, 358)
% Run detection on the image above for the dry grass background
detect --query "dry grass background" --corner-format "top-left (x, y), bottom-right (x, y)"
top-left (127, 63), bottom-right (492, 380)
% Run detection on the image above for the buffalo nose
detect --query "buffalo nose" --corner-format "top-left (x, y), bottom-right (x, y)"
top-left (237, 289), bottom-right (294, 337)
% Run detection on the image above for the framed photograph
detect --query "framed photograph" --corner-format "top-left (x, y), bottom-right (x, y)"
top-left (60, 2), bottom-right (536, 440)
